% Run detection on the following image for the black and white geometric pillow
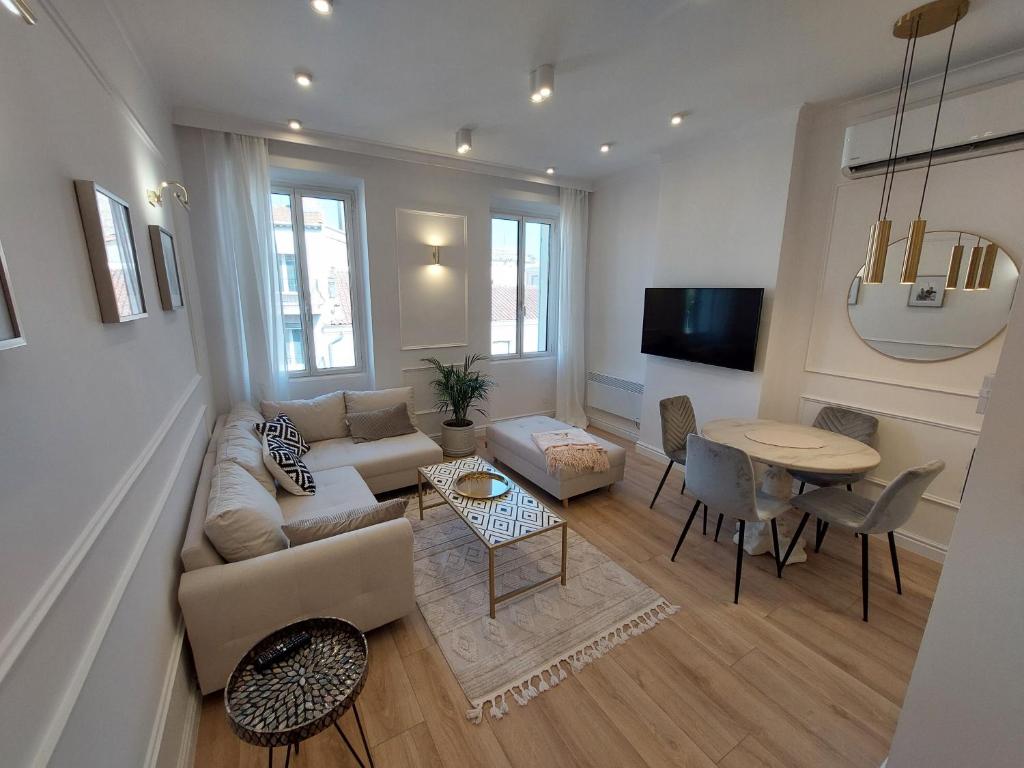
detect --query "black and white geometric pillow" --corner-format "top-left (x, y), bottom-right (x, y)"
top-left (262, 437), bottom-right (316, 496)
top-left (255, 413), bottom-right (310, 456)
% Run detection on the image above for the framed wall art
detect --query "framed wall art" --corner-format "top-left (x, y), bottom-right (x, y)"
top-left (74, 180), bottom-right (147, 323)
top-left (149, 225), bottom-right (184, 310)
top-left (0, 237), bottom-right (26, 351)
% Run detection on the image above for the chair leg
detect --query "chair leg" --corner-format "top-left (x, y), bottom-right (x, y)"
top-left (770, 518), bottom-right (782, 578)
top-left (798, 481), bottom-right (806, 494)
top-left (846, 483), bottom-right (853, 492)
top-left (680, 478), bottom-right (686, 495)
top-left (734, 520), bottom-right (746, 604)
top-left (702, 504), bottom-right (708, 536)
top-left (671, 500), bottom-right (701, 561)
top-left (780, 512), bottom-right (812, 569)
top-left (888, 531), bottom-right (903, 595)
top-left (861, 533), bottom-right (870, 622)
top-left (650, 461), bottom-right (674, 508)
top-left (815, 520), bottom-right (830, 553)
top-left (713, 512), bottom-right (724, 542)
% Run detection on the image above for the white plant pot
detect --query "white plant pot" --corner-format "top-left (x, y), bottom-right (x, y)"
top-left (441, 420), bottom-right (476, 457)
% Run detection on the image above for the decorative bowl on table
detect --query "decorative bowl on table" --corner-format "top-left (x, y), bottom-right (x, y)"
top-left (455, 471), bottom-right (511, 499)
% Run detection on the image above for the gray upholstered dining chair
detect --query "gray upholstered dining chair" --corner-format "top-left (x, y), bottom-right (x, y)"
top-left (671, 435), bottom-right (788, 604)
top-left (789, 406), bottom-right (879, 495)
top-left (649, 395), bottom-right (697, 509)
top-left (780, 459), bottom-right (944, 621)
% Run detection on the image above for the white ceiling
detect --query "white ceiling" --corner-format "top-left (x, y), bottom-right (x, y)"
top-left (109, 0), bottom-right (1024, 180)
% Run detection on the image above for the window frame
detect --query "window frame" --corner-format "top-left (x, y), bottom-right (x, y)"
top-left (489, 210), bottom-right (558, 360)
top-left (271, 184), bottom-right (367, 378)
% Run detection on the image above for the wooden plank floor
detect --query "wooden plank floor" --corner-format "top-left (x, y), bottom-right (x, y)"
top-left (193, 429), bottom-right (941, 768)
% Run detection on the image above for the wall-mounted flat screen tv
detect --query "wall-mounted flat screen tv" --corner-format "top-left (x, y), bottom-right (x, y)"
top-left (641, 287), bottom-right (764, 372)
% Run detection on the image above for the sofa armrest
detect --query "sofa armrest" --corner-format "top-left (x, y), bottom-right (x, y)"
top-left (179, 518), bottom-right (415, 694)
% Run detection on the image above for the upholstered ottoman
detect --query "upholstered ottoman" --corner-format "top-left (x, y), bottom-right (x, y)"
top-left (486, 416), bottom-right (626, 507)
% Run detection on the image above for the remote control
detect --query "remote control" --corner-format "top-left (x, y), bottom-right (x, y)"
top-left (254, 631), bottom-right (311, 671)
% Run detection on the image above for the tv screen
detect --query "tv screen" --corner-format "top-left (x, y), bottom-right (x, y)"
top-left (641, 287), bottom-right (764, 372)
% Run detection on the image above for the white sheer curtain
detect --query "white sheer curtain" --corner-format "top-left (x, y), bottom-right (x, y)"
top-left (202, 131), bottom-right (288, 404)
top-left (555, 187), bottom-right (590, 427)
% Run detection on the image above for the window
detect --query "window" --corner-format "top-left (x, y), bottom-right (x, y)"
top-left (271, 187), bottom-right (364, 375)
top-left (490, 214), bottom-right (554, 357)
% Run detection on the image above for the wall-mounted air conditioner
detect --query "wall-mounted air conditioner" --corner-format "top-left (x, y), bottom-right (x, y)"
top-left (841, 78), bottom-right (1024, 178)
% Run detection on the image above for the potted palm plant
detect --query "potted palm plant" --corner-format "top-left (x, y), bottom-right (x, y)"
top-left (422, 354), bottom-right (495, 457)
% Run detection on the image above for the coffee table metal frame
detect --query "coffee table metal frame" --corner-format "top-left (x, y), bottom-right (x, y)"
top-left (417, 456), bottom-right (568, 619)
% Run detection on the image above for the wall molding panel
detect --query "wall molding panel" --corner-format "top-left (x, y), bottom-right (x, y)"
top-left (798, 395), bottom-right (981, 437)
top-left (0, 374), bottom-right (201, 687)
top-left (32, 401), bottom-right (208, 766)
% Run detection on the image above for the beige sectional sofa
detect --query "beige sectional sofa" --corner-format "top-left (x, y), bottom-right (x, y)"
top-left (179, 389), bottom-right (442, 694)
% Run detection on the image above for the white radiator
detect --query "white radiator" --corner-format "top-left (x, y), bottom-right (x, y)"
top-left (586, 372), bottom-right (643, 422)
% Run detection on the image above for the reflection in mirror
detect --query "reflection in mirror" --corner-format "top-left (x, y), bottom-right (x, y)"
top-left (848, 230), bottom-right (1019, 361)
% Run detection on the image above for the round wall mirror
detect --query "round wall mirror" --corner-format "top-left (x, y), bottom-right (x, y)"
top-left (848, 230), bottom-right (1019, 361)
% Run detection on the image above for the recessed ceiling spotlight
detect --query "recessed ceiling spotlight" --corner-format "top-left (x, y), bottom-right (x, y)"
top-left (310, 0), bottom-right (333, 16)
top-left (599, 143), bottom-right (612, 154)
top-left (1, 0), bottom-right (36, 25)
top-left (530, 64), bottom-right (555, 104)
top-left (545, 167), bottom-right (556, 175)
top-left (295, 71), bottom-right (314, 88)
top-left (670, 112), bottom-right (685, 126)
top-left (288, 119), bottom-right (303, 131)
top-left (456, 128), bottom-right (472, 154)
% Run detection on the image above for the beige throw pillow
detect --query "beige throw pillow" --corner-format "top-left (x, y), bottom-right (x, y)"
top-left (282, 498), bottom-right (407, 545)
top-left (346, 402), bottom-right (416, 443)
top-left (345, 386), bottom-right (417, 428)
top-left (217, 422), bottom-right (277, 495)
top-left (260, 391), bottom-right (348, 441)
top-left (204, 461), bottom-right (289, 562)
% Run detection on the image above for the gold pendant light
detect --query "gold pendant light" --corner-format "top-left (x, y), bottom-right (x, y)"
top-left (976, 242), bottom-right (998, 290)
top-left (864, 220), bottom-right (892, 284)
top-left (945, 233), bottom-right (963, 289)
top-left (901, 2), bottom-right (964, 285)
top-left (964, 237), bottom-right (983, 290)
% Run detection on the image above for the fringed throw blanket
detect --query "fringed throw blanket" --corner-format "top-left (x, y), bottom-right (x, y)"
top-left (532, 428), bottom-right (610, 474)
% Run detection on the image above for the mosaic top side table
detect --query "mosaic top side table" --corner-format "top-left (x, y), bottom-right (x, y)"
top-left (224, 617), bottom-right (375, 768)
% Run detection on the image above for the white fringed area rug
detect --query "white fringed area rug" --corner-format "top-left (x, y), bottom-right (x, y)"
top-left (405, 494), bottom-right (678, 723)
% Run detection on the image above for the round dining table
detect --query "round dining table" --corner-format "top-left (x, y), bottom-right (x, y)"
top-left (701, 418), bottom-right (881, 564)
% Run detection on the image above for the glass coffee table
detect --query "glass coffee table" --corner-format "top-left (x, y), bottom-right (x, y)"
top-left (417, 456), bottom-right (568, 618)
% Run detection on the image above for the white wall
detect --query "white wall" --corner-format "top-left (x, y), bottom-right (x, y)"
top-left (179, 133), bottom-right (560, 434)
top-left (885, 247), bottom-right (1024, 767)
top-left (584, 162), bottom-right (660, 435)
top-left (0, 2), bottom-right (209, 765)
top-left (761, 61), bottom-right (1024, 556)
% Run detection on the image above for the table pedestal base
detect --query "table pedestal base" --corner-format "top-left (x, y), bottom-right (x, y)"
top-left (731, 466), bottom-right (807, 564)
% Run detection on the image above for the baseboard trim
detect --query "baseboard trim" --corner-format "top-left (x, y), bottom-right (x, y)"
top-left (892, 529), bottom-right (947, 563)
top-left (144, 619), bottom-right (187, 768)
top-left (176, 675), bottom-right (201, 768)
top-left (33, 404), bottom-right (208, 766)
top-left (0, 374), bottom-right (202, 689)
top-left (587, 414), bottom-right (640, 442)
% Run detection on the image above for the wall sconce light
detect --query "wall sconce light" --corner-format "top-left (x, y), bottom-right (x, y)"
top-left (1, 0), bottom-right (36, 25)
top-left (430, 245), bottom-right (441, 265)
top-left (147, 181), bottom-right (190, 211)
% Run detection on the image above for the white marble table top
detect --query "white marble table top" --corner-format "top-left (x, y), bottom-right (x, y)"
top-left (702, 418), bottom-right (880, 474)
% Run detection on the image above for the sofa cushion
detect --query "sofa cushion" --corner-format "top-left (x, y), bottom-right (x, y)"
top-left (181, 448), bottom-right (227, 571)
top-left (260, 391), bottom-right (349, 441)
top-left (345, 386), bottom-right (417, 427)
top-left (488, 415), bottom-right (627, 480)
top-left (204, 461), bottom-right (289, 562)
top-left (224, 401), bottom-right (264, 432)
top-left (262, 436), bottom-right (316, 496)
top-left (256, 413), bottom-right (310, 456)
top-left (282, 498), bottom-right (407, 545)
top-left (277, 465), bottom-right (378, 523)
top-left (347, 402), bottom-right (416, 443)
top-left (217, 422), bottom-right (277, 495)
top-left (303, 431), bottom-right (442, 480)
